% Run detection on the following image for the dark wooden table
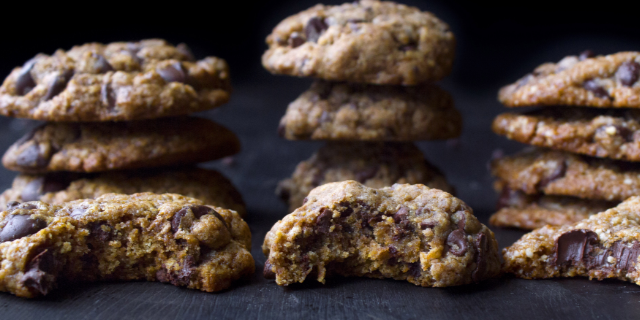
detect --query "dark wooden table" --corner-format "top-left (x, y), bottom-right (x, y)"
top-left (1, 74), bottom-right (639, 319)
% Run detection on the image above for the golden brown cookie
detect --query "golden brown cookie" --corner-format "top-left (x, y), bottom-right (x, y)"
top-left (0, 193), bottom-right (254, 298)
top-left (262, 0), bottom-right (455, 85)
top-left (263, 181), bottom-right (501, 287)
top-left (278, 81), bottom-right (461, 141)
top-left (2, 117), bottom-right (240, 173)
top-left (0, 39), bottom-right (231, 121)
top-left (0, 167), bottom-right (246, 216)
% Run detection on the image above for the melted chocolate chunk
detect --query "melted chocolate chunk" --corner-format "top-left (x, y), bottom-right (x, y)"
top-left (15, 58), bottom-right (37, 95)
top-left (538, 159), bottom-right (567, 188)
top-left (288, 32), bottom-right (306, 48)
top-left (583, 80), bottom-right (610, 99)
top-left (157, 62), bottom-right (187, 83)
top-left (263, 260), bottom-right (276, 279)
top-left (579, 50), bottom-right (595, 61)
top-left (176, 43), bottom-right (196, 61)
top-left (93, 53), bottom-right (114, 73)
top-left (21, 249), bottom-right (56, 295)
top-left (304, 17), bottom-right (328, 43)
top-left (15, 144), bottom-right (49, 168)
top-left (0, 214), bottom-right (47, 243)
top-left (617, 61), bottom-right (640, 87)
top-left (43, 70), bottom-right (74, 101)
top-left (446, 229), bottom-right (468, 256)
top-left (471, 233), bottom-right (488, 282)
top-left (553, 229), bottom-right (598, 266)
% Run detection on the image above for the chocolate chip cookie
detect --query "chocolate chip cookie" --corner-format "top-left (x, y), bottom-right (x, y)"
top-left (489, 185), bottom-right (616, 230)
top-left (263, 181), bottom-right (500, 287)
top-left (276, 142), bottom-right (454, 212)
top-left (278, 81), bottom-right (461, 141)
top-left (499, 51), bottom-right (640, 108)
top-left (0, 39), bottom-right (231, 121)
top-left (503, 196), bottom-right (640, 284)
top-left (0, 167), bottom-right (246, 216)
top-left (2, 117), bottom-right (240, 173)
top-left (491, 148), bottom-right (640, 202)
top-left (493, 108), bottom-right (640, 161)
top-left (262, 0), bottom-right (455, 85)
top-left (0, 193), bottom-right (254, 298)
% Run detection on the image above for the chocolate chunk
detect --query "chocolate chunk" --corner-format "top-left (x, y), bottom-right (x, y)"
top-left (579, 50), bottom-right (595, 61)
top-left (420, 220), bottom-right (436, 230)
top-left (6, 201), bottom-right (20, 211)
top-left (583, 80), bottom-right (610, 99)
top-left (316, 208), bottom-right (333, 234)
top-left (156, 255), bottom-right (195, 287)
top-left (157, 62), bottom-right (187, 83)
top-left (446, 229), bottom-right (468, 256)
top-left (172, 205), bottom-right (225, 233)
top-left (171, 208), bottom-right (188, 232)
top-left (408, 262), bottom-right (421, 278)
top-left (304, 17), bottom-right (328, 43)
top-left (15, 58), bottom-right (37, 95)
top-left (14, 125), bottom-right (40, 147)
top-left (43, 70), bottom-right (73, 101)
top-left (553, 229), bottom-right (598, 266)
top-left (538, 159), bottom-right (567, 188)
top-left (15, 144), bottom-right (49, 168)
top-left (0, 214), bottom-right (46, 242)
top-left (496, 187), bottom-right (532, 210)
top-left (176, 43), bottom-right (196, 61)
top-left (319, 111), bottom-right (331, 123)
top-left (21, 177), bottom-right (46, 202)
top-left (457, 214), bottom-right (467, 230)
top-left (191, 205), bottom-right (213, 218)
top-left (90, 223), bottom-right (111, 242)
top-left (611, 241), bottom-right (640, 272)
top-left (471, 233), bottom-right (488, 282)
top-left (617, 61), bottom-right (640, 87)
top-left (101, 82), bottom-right (117, 110)
top-left (93, 53), bottom-right (114, 73)
top-left (263, 260), bottom-right (276, 279)
top-left (21, 249), bottom-right (56, 295)
top-left (355, 166), bottom-right (378, 183)
top-left (302, 197), bottom-right (309, 205)
top-left (393, 206), bottom-right (409, 224)
top-left (288, 32), bottom-right (306, 48)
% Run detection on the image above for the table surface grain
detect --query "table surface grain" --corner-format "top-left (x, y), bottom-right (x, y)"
top-left (0, 75), bottom-right (639, 320)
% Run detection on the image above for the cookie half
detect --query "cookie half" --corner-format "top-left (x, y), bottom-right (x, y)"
top-left (0, 193), bottom-right (254, 298)
top-left (503, 196), bottom-right (640, 284)
top-left (0, 39), bottom-right (231, 121)
top-left (278, 81), bottom-right (461, 141)
top-left (489, 185), bottom-right (616, 230)
top-left (2, 117), bottom-right (240, 173)
top-left (262, 0), bottom-right (455, 85)
top-left (499, 51), bottom-right (640, 108)
top-left (263, 181), bottom-right (500, 287)
top-left (493, 108), bottom-right (640, 161)
top-left (491, 148), bottom-right (640, 202)
top-left (0, 167), bottom-right (246, 216)
top-left (276, 142), bottom-right (454, 212)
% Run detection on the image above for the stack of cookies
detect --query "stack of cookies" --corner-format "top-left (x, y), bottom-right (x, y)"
top-left (0, 39), bottom-right (246, 216)
top-left (262, 0), bottom-right (461, 212)
top-left (489, 51), bottom-right (640, 229)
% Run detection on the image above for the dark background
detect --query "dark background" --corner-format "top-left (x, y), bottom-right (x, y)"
top-left (1, 1), bottom-right (640, 319)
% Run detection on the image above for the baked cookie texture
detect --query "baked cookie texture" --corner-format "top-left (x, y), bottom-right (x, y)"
top-left (0, 167), bottom-right (246, 216)
top-left (276, 142), bottom-right (454, 212)
top-left (493, 108), bottom-right (640, 161)
top-left (0, 193), bottom-right (254, 298)
top-left (0, 39), bottom-right (231, 121)
top-left (491, 148), bottom-right (640, 202)
top-left (499, 51), bottom-right (640, 108)
top-left (278, 81), bottom-right (461, 141)
top-left (503, 196), bottom-right (640, 284)
top-left (2, 117), bottom-right (240, 173)
top-left (489, 185), bottom-right (616, 230)
top-left (262, 0), bottom-right (455, 85)
top-left (263, 181), bottom-right (500, 287)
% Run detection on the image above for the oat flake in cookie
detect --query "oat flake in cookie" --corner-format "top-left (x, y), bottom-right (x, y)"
top-left (0, 193), bottom-right (254, 298)
top-left (503, 196), bottom-right (640, 284)
top-left (499, 51), bottom-right (640, 108)
top-left (0, 39), bottom-right (231, 121)
top-left (263, 181), bottom-right (500, 287)
top-left (276, 142), bottom-right (454, 212)
top-left (2, 117), bottom-right (240, 173)
top-left (262, 0), bottom-right (455, 85)
top-left (278, 81), bottom-right (462, 141)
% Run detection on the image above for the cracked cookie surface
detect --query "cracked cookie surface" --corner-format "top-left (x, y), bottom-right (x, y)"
top-left (0, 167), bottom-right (245, 217)
top-left (276, 142), bottom-right (453, 212)
top-left (263, 181), bottom-right (500, 287)
top-left (503, 196), bottom-right (640, 284)
top-left (2, 117), bottom-right (240, 173)
top-left (0, 193), bottom-right (254, 298)
top-left (262, 0), bottom-right (455, 85)
top-left (0, 39), bottom-right (231, 121)
top-left (499, 51), bottom-right (640, 107)
top-left (278, 81), bottom-right (461, 141)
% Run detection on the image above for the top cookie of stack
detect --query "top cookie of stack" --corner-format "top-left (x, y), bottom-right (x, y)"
top-left (490, 51), bottom-right (640, 230)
